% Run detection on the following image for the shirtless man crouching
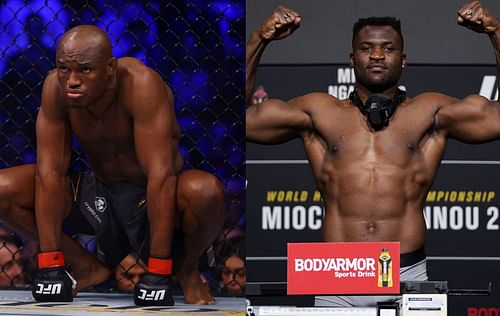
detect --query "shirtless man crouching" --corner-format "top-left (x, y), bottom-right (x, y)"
top-left (0, 25), bottom-right (224, 305)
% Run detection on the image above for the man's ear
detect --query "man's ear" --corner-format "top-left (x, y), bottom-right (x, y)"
top-left (349, 53), bottom-right (354, 67)
top-left (402, 54), bottom-right (407, 69)
top-left (107, 57), bottom-right (117, 76)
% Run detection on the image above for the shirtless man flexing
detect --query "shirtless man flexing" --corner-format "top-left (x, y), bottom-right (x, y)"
top-left (0, 25), bottom-right (224, 305)
top-left (246, 1), bottom-right (500, 307)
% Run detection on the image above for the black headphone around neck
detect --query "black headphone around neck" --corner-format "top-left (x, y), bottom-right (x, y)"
top-left (349, 88), bottom-right (406, 130)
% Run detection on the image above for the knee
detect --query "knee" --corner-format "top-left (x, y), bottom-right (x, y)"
top-left (0, 165), bottom-right (35, 214)
top-left (179, 172), bottom-right (225, 217)
top-left (0, 175), bottom-right (14, 212)
top-left (185, 174), bottom-right (224, 205)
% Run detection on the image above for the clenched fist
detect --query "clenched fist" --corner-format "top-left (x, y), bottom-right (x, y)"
top-left (258, 5), bottom-right (301, 42)
top-left (458, 1), bottom-right (499, 33)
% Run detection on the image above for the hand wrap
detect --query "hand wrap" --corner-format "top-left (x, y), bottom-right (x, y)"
top-left (32, 251), bottom-right (76, 302)
top-left (134, 257), bottom-right (174, 306)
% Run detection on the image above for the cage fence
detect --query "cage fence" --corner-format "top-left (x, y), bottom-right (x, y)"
top-left (0, 0), bottom-right (244, 295)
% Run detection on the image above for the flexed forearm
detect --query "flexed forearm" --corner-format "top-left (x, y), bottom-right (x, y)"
top-left (246, 32), bottom-right (268, 105)
top-left (458, 1), bottom-right (500, 97)
top-left (439, 2), bottom-right (500, 143)
top-left (489, 29), bottom-right (500, 96)
top-left (245, 6), bottom-right (301, 106)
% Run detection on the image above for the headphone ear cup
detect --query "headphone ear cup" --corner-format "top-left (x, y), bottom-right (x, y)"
top-left (349, 90), bottom-right (363, 109)
top-left (394, 88), bottom-right (406, 106)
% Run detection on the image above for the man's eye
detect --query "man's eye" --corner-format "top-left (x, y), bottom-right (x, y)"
top-left (82, 67), bottom-right (91, 73)
top-left (361, 46), bottom-right (372, 52)
top-left (384, 47), bottom-right (394, 52)
top-left (59, 66), bottom-right (68, 72)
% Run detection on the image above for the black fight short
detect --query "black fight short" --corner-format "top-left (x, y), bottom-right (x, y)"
top-left (63, 172), bottom-right (151, 268)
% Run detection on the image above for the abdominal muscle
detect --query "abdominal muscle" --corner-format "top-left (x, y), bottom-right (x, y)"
top-left (320, 164), bottom-right (428, 254)
top-left (85, 147), bottom-right (184, 184)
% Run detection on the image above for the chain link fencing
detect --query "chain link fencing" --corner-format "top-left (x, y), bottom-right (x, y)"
top-left (0, 0), bottom-right (244, 296)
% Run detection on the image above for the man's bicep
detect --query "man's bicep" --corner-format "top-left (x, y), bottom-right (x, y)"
top-left (246, 98), bottom-right (311, 143)
top-left (437, 95), bottom-right (500, 142)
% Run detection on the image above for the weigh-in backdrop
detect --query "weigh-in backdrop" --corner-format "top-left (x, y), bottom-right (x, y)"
top-left (246, 0), bottom-right (500, 314)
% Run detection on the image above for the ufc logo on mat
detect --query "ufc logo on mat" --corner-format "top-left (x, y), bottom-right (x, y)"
top-left (35, 283), bottom-right (62, 295)
top-left (138, 289), bottom-right (165, 301)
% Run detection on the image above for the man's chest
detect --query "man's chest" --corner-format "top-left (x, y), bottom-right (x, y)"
top-left (308, 106), bottom-right (440, 162)
top-left (68, 108), bottom-right (134, 152)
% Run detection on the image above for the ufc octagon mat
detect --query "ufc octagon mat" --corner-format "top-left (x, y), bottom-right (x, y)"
top-left (0, 290), bottom-right (245, 315)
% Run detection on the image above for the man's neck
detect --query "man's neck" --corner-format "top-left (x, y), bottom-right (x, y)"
top-left (87, 73), bottom-right (119, 117)
top-left (355, 85), bottom-right (399, 103)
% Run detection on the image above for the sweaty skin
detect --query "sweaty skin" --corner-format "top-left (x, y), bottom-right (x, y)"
top-left (0, 25), bottom-right (224, 304)
top-left (36, 25), bottom-right (181, 280)
top-left (246, 2), bottom-right (500, 254)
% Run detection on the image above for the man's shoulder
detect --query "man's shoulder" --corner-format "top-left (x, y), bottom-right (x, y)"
top-left (408, 91), bottom-right (455, 107)
top-left (294, 92), bottom-right (343, 107)
top-left (117, 57), bottom-right (147, 69)
top-left (117, 57), bottom-right (156, 76)
top-left (116, 58), bottom-right (173, 114)
top-left (41, 70), bottom-right (64, 103)
top-left (43, 69), bottom-right (59, 87)
top-left (117, 57), bottom-right (165, 88)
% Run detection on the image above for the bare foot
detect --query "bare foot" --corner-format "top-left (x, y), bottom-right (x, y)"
top-left (177, 268), bottom-right (215, 305)
top-left (70, 257), bottom-right (111, 294)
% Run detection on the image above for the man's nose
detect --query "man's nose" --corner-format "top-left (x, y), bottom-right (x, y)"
top-left (67, 72), bottom-right (82, 88)
top-left (370, 48), bottom-right (385, 60)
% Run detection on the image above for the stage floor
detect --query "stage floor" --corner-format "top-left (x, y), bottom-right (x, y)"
top-left (248, 306), bottom-right (378, 316)
top-left (0, 290), bottom-right (245, 315)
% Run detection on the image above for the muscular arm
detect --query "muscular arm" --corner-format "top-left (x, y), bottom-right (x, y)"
top-left (35, 72), bottom-right (72, 252)
top-left (491, 20), bottom-right (500, 95)
top-left (246, 6), bottom-right (309, 144)
top-left (129, 68), bottom-right (179, 257)
top-left (245, 7), bottom-right (300, 105)
top-left (436, 94), bottom-right (500, 143)
top-left (246, 31), bottom-right (268, 106)
top-left (437, 2), bottom-right (500, 143)
top-left (247, 96), bottom-right (316, 144)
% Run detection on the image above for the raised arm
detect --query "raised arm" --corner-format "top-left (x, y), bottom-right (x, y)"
top-left (246, 6), bottom-right (312, 144)
top-left (128, 68), bottom-right (180, 258)
top-left (246, 6), bottom-right (301, 104)
top-left (35, 71), bottom-right (72, 252)
top-left (437, 1), bottom-right (500, 142)
top-left (458, 1), bottom-right (500, 93)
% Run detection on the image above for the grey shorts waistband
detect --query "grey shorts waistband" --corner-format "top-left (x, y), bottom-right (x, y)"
top-left (401, 248), bottom-right (426, 268)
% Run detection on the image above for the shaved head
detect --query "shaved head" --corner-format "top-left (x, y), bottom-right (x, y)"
top-left (55, 25), bottom-right (117, 107)
top-left (57, 25), bottom-right (112, 62)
